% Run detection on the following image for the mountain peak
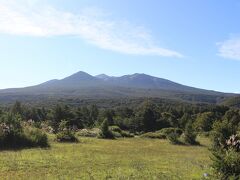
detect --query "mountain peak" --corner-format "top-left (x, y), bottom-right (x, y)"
top-left (62, 71), bottom-right (95, 81)
top-left (95, 74), bottom-right (112, 80)
top-left (0, 70), bottom-right (230, 104)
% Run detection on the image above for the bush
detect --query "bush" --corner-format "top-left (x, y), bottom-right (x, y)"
top-left (167, 132), bottom-right (181, 144)
top-left (109, 126), bottom-right (134, 138)
top-left (24, 127), bottom-right (49, 147)
top-left (0, 113), bottom-right (49, 149)
top-left (211, 120), bottom-right (235, 148)
top-left (158, 128), bottom-right (183, 137)
top-left (112, 131), bottom-right (122, 138)
top-left (99, 120), bottom-right (114, 139)
top-left (211, 135), bottom-right (240, 179)
top-left (56, 130), bottom-right (78, 142)
top-left (109, 126), bottom-right (122, 133)
top-left (76, 128), bottom-right (100, 137)
top-left (120, 130), bottom-right (134, 138)
top-left (140, 132), bottom-right (166, 139)
top-left (199, 132), bottom-right (210, 137)
top-left (182, 122), bottom-right (198, 145)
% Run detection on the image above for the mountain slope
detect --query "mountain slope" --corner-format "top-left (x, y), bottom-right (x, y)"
top-left (95, 73), bottom-right (221, 95)
top-left (0, 71), bottom-right (235, 104)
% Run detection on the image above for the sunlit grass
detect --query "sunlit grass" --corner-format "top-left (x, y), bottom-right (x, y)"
top-left (0, 136), bottom-right (211, 179)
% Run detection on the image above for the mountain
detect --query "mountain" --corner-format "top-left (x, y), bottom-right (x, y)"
top-left (95, 73), bottom-right (213, 94)
top-left (0, 71), bottom-right (236, 105)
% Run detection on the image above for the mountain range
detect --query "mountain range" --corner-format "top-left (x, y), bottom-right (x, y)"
top-left (0, 71), bottom-right (237, 105)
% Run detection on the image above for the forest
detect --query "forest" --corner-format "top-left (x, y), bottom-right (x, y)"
top-left (0, 99), bottom-right (239, 179)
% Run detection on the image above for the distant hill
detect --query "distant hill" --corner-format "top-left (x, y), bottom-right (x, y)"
top-left (221, 96), bottom-right (240, 108)
top-left (0, 71), bottom-right (236, 105)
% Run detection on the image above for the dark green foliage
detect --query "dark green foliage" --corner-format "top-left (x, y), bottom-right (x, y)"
top-left (111, 131), bottom-right (122, 138)
top-left (76, 128), bottom-right (100, 137)
top-left (24, 127), bottom-right (49, 147)
top-left (56, 131), bottom-right (78, 142)
top-left (211, 135), bottom-right (240, 179)
top-left (209, 110), bottom-right (240, 179)
top-left (99, 119), bottom-right (114, 139)
top-left (182, 121), bottom-right (198, 145)
top-left (161, 112), bottom-right (177, 128)
top-left (135, 101), bottom-right (158, 132)
top-left (109, 126), bottom-right (122, 133)
top-left (102, 109), bottom-right (115, 125)
top-left (55, 120), bottom-right (78, 142)
top-left (194, 112), bottom-right (215, 132)
top-left (167, 132), bottom-right (181, 144)
top-left (120, 130), bottom-right (134, 138)
top-left (140, 132), bottom-right (166, 139)
top-left (11, 101), bottom-right (23, 116)
top-left (222, 96), bottom-right (240, 108)
top-left (51, 104), bottom-right (74, 132)
top-left (0, 113), bottom-right (49, 149)
top-left (223, 109), bottom-right (240, 127)
top-left (73, 105), bottom-right (99, 129)
top-left (211, 120), bottom-right (236, 148)
top-left (109, 126), bottom-right (134, 138)
top-left (0, 98), bottom-right (238, 148)
top-left (158, 128), bottom-right (183, 137)
top-left (24, 107), bottom-right (47, 122)
top-left (179, 113), bottom-right (192, 129)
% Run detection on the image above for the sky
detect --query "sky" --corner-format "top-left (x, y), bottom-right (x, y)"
top-left (0, 0), bottom-right (240, 93)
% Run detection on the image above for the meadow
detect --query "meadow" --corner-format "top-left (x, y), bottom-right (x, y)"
top-left (0, 136), bottom-right (211, 180)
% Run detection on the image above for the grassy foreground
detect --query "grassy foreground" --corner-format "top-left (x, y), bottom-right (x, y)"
top-left (0, 137), bottom-right (211, 180)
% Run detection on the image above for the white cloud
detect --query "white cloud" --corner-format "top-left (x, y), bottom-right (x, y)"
top-left (217, 36), bottom-right (240, 60)
top-left (0, 0), bottom-right (183, 57)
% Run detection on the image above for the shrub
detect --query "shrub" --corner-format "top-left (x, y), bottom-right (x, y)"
top-left (182, 122), bottom-right (198, 145)
top-left (112, 131), bottom-right (122, 138)
top-left (120, 130), bottom-right (134, 138)
top-left (211, 120), bottom-right (235, 148)
top-left (99, 119), bottom-right (114, 139)
top-left (158, 128), bottom-right (183, 137)
top-left (140, 132), bottom-right (166, 139)
top-left (199, 132), bottom-right (210, 137)
top-left (167, 132), bottom-right (181, 144)
top-left (56, 120), bottom-right (78, 142)
top-left (76, 128), bottom-right (100, 137)
top-left (109, 126), bottom-right (122, 133)
top-left (211, 135), bottom-right (240, 179)
top-left (24, 127), bottom-right (49, 147)
top-left (0, 113), bottom-right (49, 149)
top-left (56, 130), bottom-right (78, 142)
top-left (110, 126), bottom-right (134, 138)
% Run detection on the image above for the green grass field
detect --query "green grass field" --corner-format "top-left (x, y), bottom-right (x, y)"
top-left (0, 137), bottom-right (211, 180)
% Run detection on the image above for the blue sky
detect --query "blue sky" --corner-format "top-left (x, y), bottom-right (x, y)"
top-left (0, 0), bottom-right (240, 93)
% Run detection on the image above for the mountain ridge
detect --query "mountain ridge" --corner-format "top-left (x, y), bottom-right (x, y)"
top-left (0, 71), bottom-right (236, 105)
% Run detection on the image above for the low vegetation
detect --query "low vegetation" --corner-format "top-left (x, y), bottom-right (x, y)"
top-left (0, 137), bottom-right (211, 179)
top-left (98, 119), bottom-right (115, 139)
top-left (0, 100), bottom-right (238, 178)
top-left (0, 113), bottom-right (49, 149)
top-left (140, 132), bottom-right (166, 139)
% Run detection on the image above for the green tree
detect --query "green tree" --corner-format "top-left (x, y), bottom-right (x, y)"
top-left (194, 112), bottom-right (215, 132)
top-left (99, 119), bottom-right (114, 139)
top-left (103, 109), bottom-right (115, 125)
top-left (211, 135), bottom-right (240, 179)
top-left (51, 104), bottom-right (73, 132)
top-left (183, 121), bottom-right (197, 145)
top-left (11, 101), bottom-right (23, 117)
top-left (136, 101), bottom-right (157, 132)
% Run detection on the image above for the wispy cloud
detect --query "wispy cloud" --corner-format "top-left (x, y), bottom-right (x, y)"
top-left (0, 0), bottom-right (183, 57)
top-left (217, 35), bottom-right (240, 60)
